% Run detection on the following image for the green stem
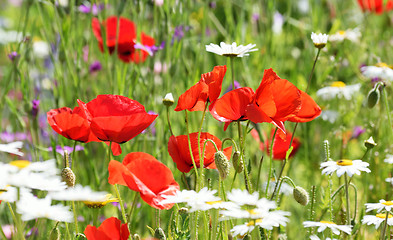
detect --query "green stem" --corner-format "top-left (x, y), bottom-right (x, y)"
top-left (166, 106), bottom-right (174, 136)
top-left (72, 201), bottom-right (79, 233)
top-left (344, 173), bottom-right (351, 225)
top-left (266, 128), bottom-right (278, 198)
top-left (255, 155), bottom-right (264, 190)
top-left (7, 202), bottom-right (25, 240)
top-left (185, 111), bottom-right (199, 181)
top-left (238, 120), bottom-right (251, 192)
top-left (230, 57), bottom-right (235, 89)
top-left (198, 102), bottom-right (209, 188)
top-left (127, 192), bottom-right (139, 223)
top-left (114, 184), bottom-right (128, 224)
top-left (381, 210), bottom-right (389, 240)
top-left (382, 86), bottom-right (393, 139)
top-left (305, 49), bottom-right (321, 93)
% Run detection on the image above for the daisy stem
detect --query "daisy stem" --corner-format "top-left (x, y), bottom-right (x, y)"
top-left (380, 210), bottom-right (389, 240)
top-left (238, 120), bottom-right (252, 192)
top-left (382, 86), bottom-right (393, 139)
top-left (344, 173), bottom-right (351, 226)
top-left (7, 202), bottom-right (24, 240)
top-left (230, 56), bottom-right (235, 90)
top-left (185, 111), bottom-right (200, 183)
top-left (305, 48), bottom-right (321, 93)
top-left (114, 184), bottom-right (128, 224)
top-left (72, 200), bottom-right (79, 233)
top-left (166, 106), bottom-right (174, 136)
top-left (266, 128), bottom-right (278, 198)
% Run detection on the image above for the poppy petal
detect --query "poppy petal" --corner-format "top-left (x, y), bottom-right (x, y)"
top-left (288, 90), bottom-right (321, 122)
top-left (269, 79), bottom-right (301, 121)
top-left (202, 65), bottom-right (227, 103)
top-left (174, 82), bottom-right (208, 112)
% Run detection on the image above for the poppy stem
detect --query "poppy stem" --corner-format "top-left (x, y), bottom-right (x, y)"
top-left (114, 184), bottom-right (128, 224)
top-left (266, 128), bottom-right (278, 198)
top-left (72, 200), bottom-right (79, 233)
top-left (237, 120), bottom-right (252, 192)
top-left (198, 102), bottom-right (209, 188)
top-left (184, 111), bottom-right (199, 183)
top-left (127, 192), bottom-right (139, 224)
top-left (382, 86), bottom-right (393, 139)
top-left (255, 155), bottom-right (264, 191)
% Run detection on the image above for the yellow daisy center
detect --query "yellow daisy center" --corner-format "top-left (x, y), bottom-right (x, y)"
top-left (330, 81), bottom-right (346, 88)
top-left (246, 219), bottom-right (262, 226)
top-left (320, 220), bottom-right (335, 224)
top-left (336, 159), bottom-right (353, 166)
top-left (376, 62), bottom-right (389, 68)
top-left (9, 160), bottom-right (31, 169)
top-left (206, 200), bottom-right (222, 205)
top-left (376, 213), bottom-right (393, 219)
top-left (338, 30), bottom-right (346, 35)
top-left (83, 194), bottom-right (118, 209)
top-left (382, 201), bottom-right (393, 206)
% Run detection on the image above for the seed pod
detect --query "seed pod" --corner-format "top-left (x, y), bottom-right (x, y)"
top-left (232, 151), bottom-right (244, 173)
top-left (367, 87), bottom-right (380, 108)
top-left (214, 151), bottom-right (230, 179)
top-left (293, 186), bottom-right (309, 206)
top-left (154, 227), bottom-right (166, 240)
top-left (61, 167), bottom-right (76, 187)
top-left (49, 225), bottom-right (60, 240)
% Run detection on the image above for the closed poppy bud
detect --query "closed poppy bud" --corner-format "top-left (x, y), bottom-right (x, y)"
top-left (163, 93), bottom-right (174, 107)
top-left (232, 151), bottom-right (244, 173)
top-left (61, 167), bottom-right (76, 188)
top-left (293, 186), bottom-right (309, 206)
top-left (154, 227), bottom-right (166, 240)
top-left (132, 234), bottom-right (141, 240)
top-left (364, 136), bottom-right (377, 149)
top-left (49, 225), bottom-right (60, 240)
top-left (214, 151), bottom-right (230, 179)
top-left (367, 87), bottom-right (380, 108)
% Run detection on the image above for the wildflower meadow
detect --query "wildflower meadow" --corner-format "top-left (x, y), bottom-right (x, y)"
top-left (2, 0), bottom-right (393, 239)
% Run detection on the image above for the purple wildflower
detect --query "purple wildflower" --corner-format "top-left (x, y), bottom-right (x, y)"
top-left (48, 145), bottom-right (84, 156)
top-left (25, 227), bottom-right (38, 238)
top-left (352, 126), bottom-right (366, 139)
top-left (209, 2), bottom-right (216, 8)
top-left (224, 81), bottom-right (241, 94)
top-left (0, 132), bottom-right (30, 142)
top-left (89, 61), bottom-right (102, 73)
top-left (8, 51), bottom-right (19, 62)
top-left (31, 100), bottom-right (40, 118)
top-left (78, 3), bottom-right (104, 15)
top-left (171, 25), bottom-right (190, 44)
top-left (252, 13), bottom-right (260, 22)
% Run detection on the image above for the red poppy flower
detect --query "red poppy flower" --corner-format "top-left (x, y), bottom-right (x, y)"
top-left (47, 107), bottom-right (98, 143)
top-left (251, 129), bottom-right (300, 161)
top-left (84, 217), bottom-right (130, 240)
top-left (168, 132), bottom-right (232, 173)
top-left (92, 16), bottom-right (154, 63)
top-left (246, 68), bottom-right (301, 133)
top-left (78, 95), bottom-right (158, 144)
top-left (288, 90), bottom-right (321, 122)
top-left (209, 87), bottom-right (255, 130)
top-left (108, 152), bottom-right (179, 210)
top-left (357, 0), bottom-right (393, 14)
top-left (175, 66), bottom-right (227, 111)
top-left (47, 106), bottom-right (123, 156)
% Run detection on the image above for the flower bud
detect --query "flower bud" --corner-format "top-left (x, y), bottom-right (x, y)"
top-left (61, 167), bottom-right (75, 187)
top-left (364, 136), bottom-right (377, 149)
top-left (178, 207), bottom-right (189, 214)
top-left (293, 186), bottom-right (309, 206)
top-left (154, 227), bottom-right (166, 240)
top-left (133, 234), bottom-right (141, 240)
top-left (367, 87), bottom-right (380, 108)
top-left (75, 233), bottom-right (87, 239)
top-left (214, 151), bottom-right (230, 179)
top-left (232, 151), bottom-right (244, 173)
top-left (49, 225), bottom-right (60, 240)
top-left (163, 93), bottom-right (174, 107)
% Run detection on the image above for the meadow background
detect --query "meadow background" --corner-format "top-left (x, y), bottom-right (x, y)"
top-left (1, 0), bottom-right (393, 239)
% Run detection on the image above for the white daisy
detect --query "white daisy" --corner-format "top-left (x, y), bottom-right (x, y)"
top-left (230, 211), bottom-right (290, 237)
top-left (365, 200), bottom-right (393, 213)
top-left (161, 187), bottom-right (223, 212)
top-left (48, 184), bottom-right (109, 202)
top-left (384, 154), bottom-right (393, 164)
top-left (316, 82), bottom-right (361, 100)
top-left (226, 189), bottom-right (261, 206)
top-left (310, 235), bottom-right (338, 240)
top-left (0, 141), bottom-right (24, 156)
top-left (329, 29), bottom-right (361, 43)
top-left (311, 32), bottom-right (329, 49)
top-left (319, 110), bottom-right (339, 123)
top-left (361, 63), bottom-right (393, 81)
top-left (205, 42), bottom-right (258, 57)
top-left (33, 41), bottom-right (50, 58)
top-left (0, 187), bottom-right (31, 203)
top-left (303, 221), bottom-right (352, 235)
top-left (320, 159), bottom-right (371, 177)
top-left (16, 192), bottom-right (73, 222)
top-left (362, 213), bottom-right (393, 229)
top-left (386, 178), bottom-right (393, 185)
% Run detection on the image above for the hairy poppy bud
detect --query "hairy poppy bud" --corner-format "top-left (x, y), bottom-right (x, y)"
top-left (232, 151), bottom-right (244, 173)
top-left (49, 225), bottom-right (60, 240)
top-left (293, 186), bottom-right (309, 206)
top-left (154, 227), bottom-right (166, 240)
top-left (215, 151), bottom-right (230, 179)
top-left (367, 87), bottom-right (380, 108)
top-left (364, 136), bottom-right (377, 149)
top-left (163, 93), bottom-right (174, 107)
top-left (133, 234), bottom-right (141, 240)
top-left (61, 167), bottom-right (76, 187)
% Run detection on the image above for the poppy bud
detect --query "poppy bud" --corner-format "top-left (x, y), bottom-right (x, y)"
top-left (133, 234), bottom-right (141, 240)
top-left (154, 227), bottom-right (166, 240)
top-left (367, 87), bottom-right (380, 108)
top-left (232, 151), bottom-right (244, 173)
top-left (49, 225), bottom-right (60, 240)
top-left (61, 167), bottom-right (76, 187)
top-left (293, 186), bottom-right (309, 206)
top-left (75, 233), bottom-right (87, 239)
top-left (214, 151), bottom-right (230, 179)
top-left (163, 93), bottom-right (174, 107)
top-left (178, 207), bottom-right (189, 214)
top-left (364, 136), bottom-right (377, 149)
